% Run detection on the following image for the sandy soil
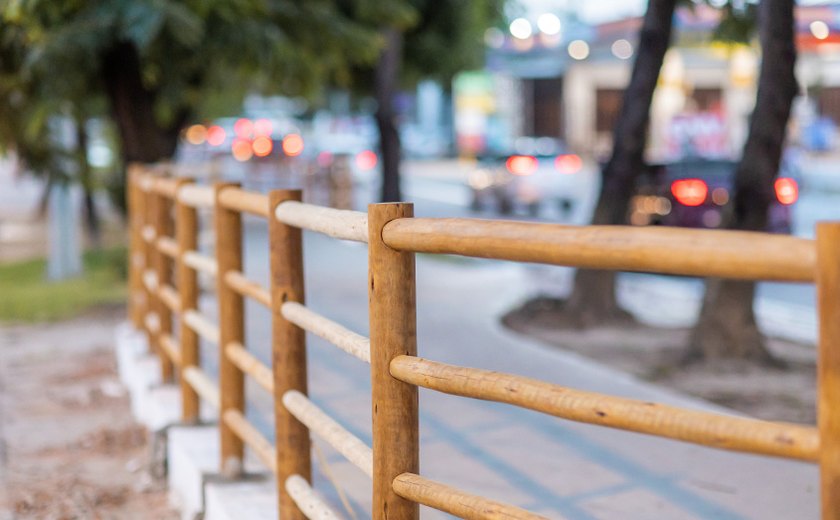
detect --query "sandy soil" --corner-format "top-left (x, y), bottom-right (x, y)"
top-left (504, 302), bottom-right (817, 425)
top-left (0, 307), bottom-right (178, 519)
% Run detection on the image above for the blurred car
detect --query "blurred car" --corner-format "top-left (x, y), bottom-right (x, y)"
top-left (630, 157), bottom-right (800, 233)
top-left (467, 137), bottom-right (591, 217)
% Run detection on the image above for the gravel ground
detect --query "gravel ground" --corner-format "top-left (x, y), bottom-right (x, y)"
top-left (0, 307), bottom-right (178, 519)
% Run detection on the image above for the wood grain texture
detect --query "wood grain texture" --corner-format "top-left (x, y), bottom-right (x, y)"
top-left (225, 270), bottom-right (271, 308)
top-left (285, 475), bottom-right (343, 520)
top-left (368, 203), bottom-right (419, 520)
top-left (218, 187), bottom-right (270, 217)
top-left (392, 473), bottom-right (548, 520)
top-left (214, 183), bottom-right (246, 477)
top-left (127, 165), bottom-right (145, 328)
top-left (275, 200), bottom-right (368, 242)
top-left (223, 409), bottom-right (278, 474)
top-left (381, 218), bottom-right (816, 282)
top-left (283, 390), bottom-right (373, 478)
top-left (281, 302), bottom-right (370, 363)
top-left (391, 356), bottom-right (819, 461)
top-left (269, 190), bottom-right (311, 520)
top-left (226, 342), bottom-right (273, 393)
top-left (817, 222), bottom-right (840, 518)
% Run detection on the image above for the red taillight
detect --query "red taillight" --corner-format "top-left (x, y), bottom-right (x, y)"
top-left (356, 150), bottom-right (377, 170)
top-left (506, 155), bottom-right (537, 176)
top-left (282, 134), bottom-right (304, 156)
top-left (775, 177), bottom-right (798, 205)
top-left (671, 179), bottom-right (708, 207)
top-left (555, 154), bottom-right (582, 174)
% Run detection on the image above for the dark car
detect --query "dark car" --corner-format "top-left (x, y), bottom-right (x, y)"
top-left (629, 157), bottom-right (800, 233)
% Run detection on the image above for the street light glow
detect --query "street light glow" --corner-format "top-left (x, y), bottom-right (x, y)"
top-left (509, 18), bottom-right (532, 40)
top-left (537, 13), bottom-right (561, 36)
top-left (811, 20), bottom-right (830, 40)
top-left (568, 40), bottom-right (590, 60)
top-left (611, 39), bottom-right (634, 59)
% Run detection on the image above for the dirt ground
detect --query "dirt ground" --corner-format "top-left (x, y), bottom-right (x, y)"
top-left (0, 307), bottom-right (178, 519)
top-left (504, 302), bottom-right (817, 425)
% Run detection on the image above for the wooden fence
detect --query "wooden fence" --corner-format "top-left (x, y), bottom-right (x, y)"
top-left (127, 164), bottom-right (839, 519)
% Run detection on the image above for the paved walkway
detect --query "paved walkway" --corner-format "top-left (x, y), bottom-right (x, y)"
top-left (222, 226), bottom-right (818, 520)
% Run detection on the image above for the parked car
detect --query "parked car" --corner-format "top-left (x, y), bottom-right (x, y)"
top-left (630, 157), bottom-right (800, 233)
top-left (467, 137), bottom-right (592, 218)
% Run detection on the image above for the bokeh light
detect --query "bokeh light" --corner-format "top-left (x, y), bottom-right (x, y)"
top-left (568, 40), bottom-right (590, 60)
top-left (611, 39), bottom-right (634, 60)
top-left (282, 134), bottom-right (304, 156)
top-left (537, 13), bottom-right (561, 36)
top-left (206, 125), bottom-right (226, 147)
top-left (185, 124), bottom-right (207, 145)
top-left (254, 118), bottom-right (273, 136)
top-left (252, 136), bottom-right (273, 157)
top-left (355, 150), bottom-right (378, 170)
top-left (509, 18), bottom-right (532, 40)
top-left (811, 20), bottom-right (830, 40)
top-left (234, 118), bottom-right (254, 139)
top-left (232, 138), bottom-right (253, 161)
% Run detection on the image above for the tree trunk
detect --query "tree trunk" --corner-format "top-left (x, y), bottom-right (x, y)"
top-left (101, 41), bottom-right (186, 214)
top-left (76, 118), bottom-right (101, 247)
top-left (563, 0), bottom-right (677, 327)
top-left (375, 28), bottom-right (403, 203)
top-left (685, 0), bottom-right (797, 365)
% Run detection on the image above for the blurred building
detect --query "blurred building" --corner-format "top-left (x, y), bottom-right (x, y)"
top-left (455, 4), bottom-right (840, 159)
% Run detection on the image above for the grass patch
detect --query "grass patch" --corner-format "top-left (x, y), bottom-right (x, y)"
top-left (0, 247), bottom-right (127, 323)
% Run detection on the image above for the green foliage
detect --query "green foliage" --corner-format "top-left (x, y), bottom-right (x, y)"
top-left (0, 247), bottom-right (127, 323)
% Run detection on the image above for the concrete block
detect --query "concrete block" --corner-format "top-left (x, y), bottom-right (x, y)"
top-left (204, 478), bottom-right (278, 520)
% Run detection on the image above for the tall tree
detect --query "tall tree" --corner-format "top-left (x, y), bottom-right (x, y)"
top-left (562, 0), bottom-right (678, 326)
top-left (684, 0), bottom-right (798, 365)
top-left (352, 0), bottom-right (502, 202)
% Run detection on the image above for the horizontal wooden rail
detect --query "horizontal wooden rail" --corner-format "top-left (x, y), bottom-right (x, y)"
top-left (381, 219), bottom-right (817, 282)
top-left (183, 250), bottom-right (218, 277)
top-left (393, 473), bottom-right (547, 520)
top-left (152, 177), bottom-right (180, 198)
top-left (223, 409), bottom-right (278, 473)
top-left (156, 236), bottom-right (179, 259)
top-left (144, 312), bottom-right (160, 334)
top-left (158, 284), bottom-right (181, 314)
top-left (282, 390), bottom-right (373, 478)
top-left (183, 366), bottom-right (220, 409)
top-left (177, 184), bottom-right (214, 208)
top-left (226, 342), bottom-right (273, 393)
top-left (142, 225), bottom-right (156, 244)
top-left (142, 269), bottom-right (159, 293)
top-left (159, 333), bottom-right (182, 367)
top-left (285, 474), bottom-right (343, 520)
top-left (218, 187), bottom-right (270, 218)
top-left (183, 310), bottom-right (221, 344)
top-left (281, 302), bottom-right (370, 363)
top-left (225, 271), bottom-right (271, 308)
top-left (275, 201), bottom-right (368, 243)
top-left (391, 356), bottom-right (819, 461)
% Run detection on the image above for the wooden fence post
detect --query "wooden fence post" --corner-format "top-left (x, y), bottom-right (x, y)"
top-left (368, 203), bottom-right (419, 520)
top-left (176, 178), bottom-right (200, 423)
top-left (127, 165), bottom-right (145, 329)
top-left (140, 171), bottom-right (157, 356)
top-left (817, 222), bottom-right (840, 519)
top-left (214, 182), bottom-right (245, 476)
top-left (269, 190), bottom-right (311, 520)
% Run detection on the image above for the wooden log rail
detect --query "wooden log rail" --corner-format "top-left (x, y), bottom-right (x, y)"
top-left (281, 302), bottom-right (371, 363)
top-left (393, 473), bottom-right (548, 520)
top-left (275, 201), bottom-right (368, 243)
top-left (285, 475), bottom-right (343, 520)
top-left (390, 356), bottom-right (819, 461)
top-left (380, 218), bottom-right (817, 283)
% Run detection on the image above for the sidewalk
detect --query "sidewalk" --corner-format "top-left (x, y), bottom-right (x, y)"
top-left (229, 228), bottom-right (818, 519)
